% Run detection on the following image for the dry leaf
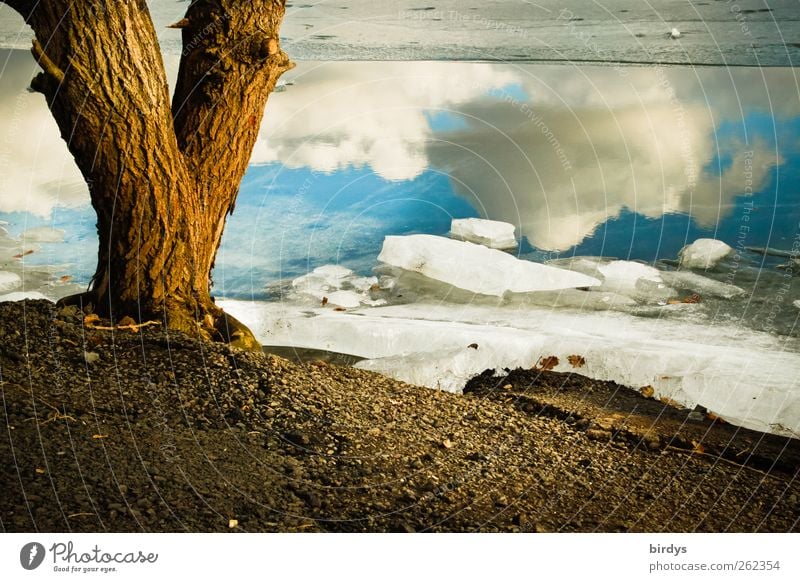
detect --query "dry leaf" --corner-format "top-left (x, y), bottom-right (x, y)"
top-left (567, 355), bottom-right (586, 368)
top-left (321, 297), bottom-right (328, 306)
top-left (682, 293), bottom-right (702, 304)
top-left (640, 385), bottom-right (655, 398)
top-left (333, 307), bottom-right (346, 312)
top-left (84, 313), bottom-right (100, 325)
top-left (467, 343), bottom-right (478, 350)
top-left (691, 440), bottom-right (705, 454)
top-left (59, 275), bottom-right (72, 283)
top-left (535, 355), bottom-right (559, 371)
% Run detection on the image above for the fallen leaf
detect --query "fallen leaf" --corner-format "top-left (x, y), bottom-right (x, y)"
top-left (333, 307), bottom-right (346, 312)
top-left (84, 313), bottom-right (100, 325)
top-left (691, 440), bottom-right (705, 454)
top-left (640, 385), bottom-right (655, 398)
top-left (321, 297), bottom-right (328, 306)
top-left (567, 355), bottom-right (586, 368)
top-left (467, 343), bottom-right (478, 349)
top-left (59, 275), bottom-right (72, 283)
top-left (535, 355), bottom-right (559, 371)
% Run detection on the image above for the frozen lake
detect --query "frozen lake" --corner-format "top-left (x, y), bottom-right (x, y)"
top-left (1, 0), bottom-right (800, 65)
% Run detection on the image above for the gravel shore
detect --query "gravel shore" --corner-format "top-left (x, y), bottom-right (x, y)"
top-left (1, 300), bottom-right (797, 532)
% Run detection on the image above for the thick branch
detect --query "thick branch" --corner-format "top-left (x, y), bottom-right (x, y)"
top-left (30, 38), bottom-right (64, 84)
top-left (20, 1), bottom-right (197, 311)
top-left (172, 0), bottom-right (293, 212)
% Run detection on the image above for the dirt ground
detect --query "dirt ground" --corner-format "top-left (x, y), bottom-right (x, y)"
top-left (1, 300), bottom-right (797, 532)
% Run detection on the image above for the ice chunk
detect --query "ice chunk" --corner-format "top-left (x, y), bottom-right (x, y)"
top-left (679, 238), bottom-right (733, 269)
top-left (595, 260), bottom-right (675, 303)
top-left (324, 291), bottom-right (362, 309)
top-left (545, 256), bottom-right (608, 281)
top-left (0, 271), bottom-right (21, 292)
top-left (0, 291), bottom-right (50, 302)
top-left (450, 218), bottom-right (516, 250)
top-left (290, 264), bottom-right (381, 308)
top-left (20, 227), bottom-right (65, 243)
top-left (377, 235), bottom-right (600, 296)
top-left (661, 271), bottom-right (745, 299)
top-left (598, 260), bottom-right (662, 288)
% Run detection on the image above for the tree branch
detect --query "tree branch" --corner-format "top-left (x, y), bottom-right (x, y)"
top-left (171, 0), bottom-right (294, 217)
top-left (30, 38), bottom-right (64, 84)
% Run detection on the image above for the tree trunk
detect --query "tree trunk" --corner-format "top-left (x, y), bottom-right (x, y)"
top-left (3, 0), bottom-right (294, 349)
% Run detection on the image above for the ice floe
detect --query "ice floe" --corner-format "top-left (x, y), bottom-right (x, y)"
top-left (679, 238), bottom-right (733, 269)
top-left (449, 218), bottom-right (516, 250)
top-left (377, 235), bottom-right (600, 296)
top-left (289, 264), bottom-right (383, 308)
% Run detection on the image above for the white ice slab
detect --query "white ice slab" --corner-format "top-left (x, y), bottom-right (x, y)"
top-left (679, 238), bottom-right (733, 269)
top-left (450, 218), bottom-right (516, 250)
top-left (661, 271), bottom-right (745, 299)
top-left (378, 235), bottom-right (600, 296)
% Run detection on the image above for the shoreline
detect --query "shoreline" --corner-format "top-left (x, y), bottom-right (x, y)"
top-left (1, 300), bottom-right (797, 532)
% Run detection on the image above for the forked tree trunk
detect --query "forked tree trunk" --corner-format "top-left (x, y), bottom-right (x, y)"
top-left (3, 0), bottom-right (293, 348)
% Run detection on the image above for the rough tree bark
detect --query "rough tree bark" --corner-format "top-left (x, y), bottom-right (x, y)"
top-left (3, 0), bottom-right (294, 349)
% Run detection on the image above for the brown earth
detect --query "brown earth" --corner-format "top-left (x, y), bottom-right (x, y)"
top-left (0, 300), bottom-right (797, 532)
